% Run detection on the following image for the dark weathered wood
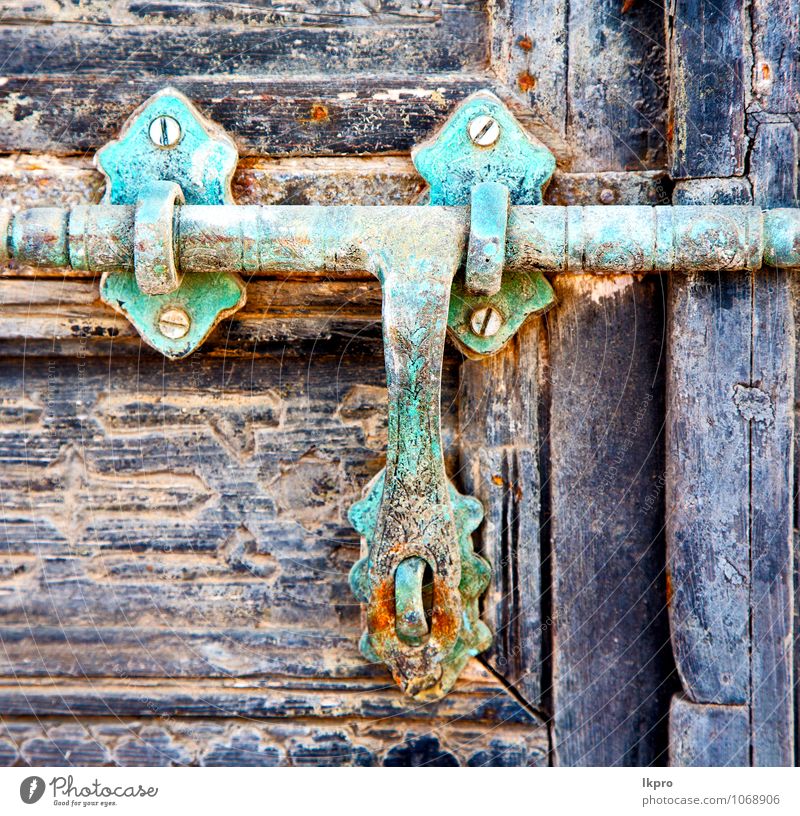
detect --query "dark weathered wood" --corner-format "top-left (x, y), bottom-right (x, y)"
top-left (748, 117), bottom-right (798, 766)
top-left (0, 704), bottom-right (549, 767)
top-left (668, 0), bottom-right (746, 178)
top-left (549, 273), bottom-right (673, 766)
top-left (0, 76), bottom-right (489, 156)
top-left (0, 14), bottom-right (485, 76)
top-left (667, 0), bottom-right (797, 766)
top-left (749, 4), bottom-right (800, 764)
top-left (459, 319), bottom-right (543, 709)
top-left (488, 0), bottom-right (567, 142)
top-left (669, 695), bottom-right (749, 767)
top-left (0, 0), bottom-right (448, 26)
top-left (567, 0), bottom-right (667, 171)
top-left (749, 0), bottom-right (800, 116)
top-left (666, 264), bottom-right (751, 704)
top-left (0, 670), bottom-right (538, 724)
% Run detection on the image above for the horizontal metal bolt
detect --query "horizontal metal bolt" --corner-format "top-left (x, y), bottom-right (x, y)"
top-left (468, 115), bottom-right (500, 147)
top-left (158, 306), bottom-right (191, 339)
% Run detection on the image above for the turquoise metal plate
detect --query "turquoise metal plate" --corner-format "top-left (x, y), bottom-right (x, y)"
top-left (412, 90), bottom-right (557, 357)
top-left (95, 88), bottom-right (245, 357)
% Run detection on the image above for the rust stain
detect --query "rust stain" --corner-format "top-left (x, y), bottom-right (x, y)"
top-left (665, 571), bottom-right (673, 607)
top-left (517, 71), bottom-right (537, 93)
top-left (310, 104), bottom-right (328, 122)
top-left (367, 577), bottom-right (396, 639)
top-left (621, 0), bottom-right (637, 11)
top-left (761, 63), bottom-right (771, 81)
top-left (430, 577), bottom-right (460, 644)
top-left (491, 474), bottom-right (504, 486)
top-left (517, 35), bottom-right (532, 51)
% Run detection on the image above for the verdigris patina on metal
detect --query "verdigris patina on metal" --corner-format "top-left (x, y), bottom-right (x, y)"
top-left (95, 87), bottom-right (245, 358)
top-left (6, 88), bottom-right (800, 701)
top-left (412, 90), bottom-right (557, 357)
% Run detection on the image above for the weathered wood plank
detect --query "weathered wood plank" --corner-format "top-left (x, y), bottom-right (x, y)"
top-left (0, 667), bottom-right (539, 725)
top-left (669, 695), bottom-right (749, 767)
top-left (487, 0), bottom-right (568, 141)
top-left (0, 707), bottom-right (549, 767)
top-left (0, 75), bottom-right (489, 156)
top-left (748, 119), bottom-right (798, 767)
top-left (667, 0), bottom-right (747, 178)
top-left (549, 273), bottom-right (673, 766)
top-left (750, 0), bottom-right (800, 116)
top-left (0, 348), bottom-right (456, 679)
top-left (567, 0), bottom-right (667, 171)
top-left (459, 318), bottom-right (543, 708)
top-left (0, 14), bottom-right (485, 76)
top-left (0, 0), bottom-right (452, 27)
top-left (0, 153), bottom-right (670, 216)
top-left (665, 265), bottom-right (751, 704)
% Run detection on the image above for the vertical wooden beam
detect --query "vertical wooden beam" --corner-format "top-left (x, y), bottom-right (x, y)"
top-left (541, 0), bottom-right (672, 767)
top-left (459, 321), bottom-right (544, 708)
top-left (748, 121), bottom-right (798, 767)
top-left (567, 0), bottom-right (668, 171)
top-left (668, 0), bottom-right (747, 178)
top-left (549, 274), bottom-right (672, 766)
top-left (669, 695), bottom-right (749, 766)
top-left (666, 263), bottom-right (752, 705)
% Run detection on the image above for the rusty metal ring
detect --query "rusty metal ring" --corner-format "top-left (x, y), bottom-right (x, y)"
top-left (134, 180), bottom-right (184, 295)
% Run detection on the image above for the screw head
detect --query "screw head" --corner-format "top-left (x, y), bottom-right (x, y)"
top-left (158, 306), bottom-right (191, 339)
top-left (468, 115), bottom-right (501, 147)
top-left (149, 115), bottom-right (182, 148)
top-left (470, 306), bottom-right (503, 338)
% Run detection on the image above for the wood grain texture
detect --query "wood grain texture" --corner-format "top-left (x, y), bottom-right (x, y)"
top-left (668, 695), bottom-right (749, 767)
top-left (549, 273), bottom-right (674, 766)
top-left (458, 318), bottom-right (544, 709)
top-left (0, 75), bottom-right (489, 157)
top-left (0, 0), bottom-right (452, 27)
top-left (0, 704), bottom-right (549, 767)
top-left (488, 0), bottom-right (568, 140)
top-left (749, 0), bottom-right (800, 116)
top-left (667, 0), bottom-right (747, 178)
top-left (748, 119), bottom-right (798, 766)
top-left (667, 0), bottom-right (798, 766)
top-left (0, 12), bottom-right (485, 76)
top-left (665, 265), bottom-right (751, 704)
top-left (567, 0), bottom-right (667, 171)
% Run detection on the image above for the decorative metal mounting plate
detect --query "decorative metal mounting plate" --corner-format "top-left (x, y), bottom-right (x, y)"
top-left (349, 471), bottom-right (491, 701)
top-left (413, 90), bottom-right (557, 357)
top-left (96, 87), bottom-right (246, 358)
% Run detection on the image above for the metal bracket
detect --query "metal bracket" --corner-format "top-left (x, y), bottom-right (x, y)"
top-left (95, 88), bottom-right (246, 358)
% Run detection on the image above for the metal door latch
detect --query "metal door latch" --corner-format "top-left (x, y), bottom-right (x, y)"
top-left (3, 89), bottom-right (800, 700)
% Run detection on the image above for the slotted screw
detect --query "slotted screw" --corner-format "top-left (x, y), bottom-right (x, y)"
top-left (470, 306), bottom-right (503, 338)
top-left (158, 307), bottom-right (191, 339)
top-left (468, 115), bottom-right (501, 147)
top-left (149, 115), bottom-right (182, 148)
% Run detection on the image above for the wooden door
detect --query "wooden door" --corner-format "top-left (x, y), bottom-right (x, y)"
top-left (0, 1), bottom-right (795, 767)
